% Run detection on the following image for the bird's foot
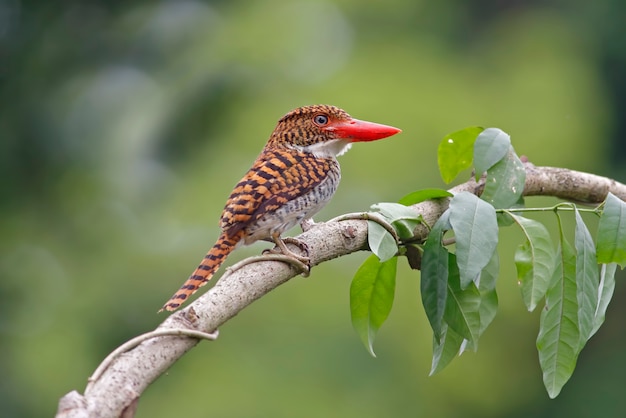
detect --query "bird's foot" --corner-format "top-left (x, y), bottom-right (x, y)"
top-left (281, 237), bottom-right (310, 260)
top-left (262, 238), bottom-right (310, 262)
top-left (258, 249), bottom-right (310, 277)
top-left (263, 236), bottom-right (311, 276)
top-left (226, 252), bottom-right (310, 278)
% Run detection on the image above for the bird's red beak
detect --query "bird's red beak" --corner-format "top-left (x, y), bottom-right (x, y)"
top-left (326, 118), bottom-right (402, 142)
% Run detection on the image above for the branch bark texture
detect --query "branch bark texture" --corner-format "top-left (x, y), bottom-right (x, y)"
top-left (56, 165), bottom-right (626, 418)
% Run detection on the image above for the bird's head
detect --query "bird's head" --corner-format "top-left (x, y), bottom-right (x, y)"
top-left (267, 105), bottom-right (401, 157)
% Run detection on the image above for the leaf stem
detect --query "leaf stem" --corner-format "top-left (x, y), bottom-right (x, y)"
top-left (500, 205), bottom-right (600, 215)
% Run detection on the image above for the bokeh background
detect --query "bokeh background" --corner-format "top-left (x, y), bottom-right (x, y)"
top-left (1, 0), bottom-right (625, 417)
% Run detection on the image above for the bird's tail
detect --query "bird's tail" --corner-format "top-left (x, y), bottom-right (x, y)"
top-left (160, 230), bottom-right (242, 312)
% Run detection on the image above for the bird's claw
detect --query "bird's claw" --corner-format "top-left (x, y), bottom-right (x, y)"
top-left (263, 237), bottom-right (311, 276)
top-left (281, 237), bottom-right (310, 260)
top-left (262, 243), bottom-right (310, 263)
top-left (261, 248), bottom-right (311, 276)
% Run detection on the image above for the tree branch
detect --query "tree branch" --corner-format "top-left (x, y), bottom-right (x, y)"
top-left (55, 164), bottom-right (626, 418)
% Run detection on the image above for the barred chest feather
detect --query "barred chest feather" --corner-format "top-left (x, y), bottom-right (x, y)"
top-left (242, 157), bottom-right (341, 244)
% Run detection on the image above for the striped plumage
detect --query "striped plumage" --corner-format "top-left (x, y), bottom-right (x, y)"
top-left (160, 105), bottom-right (401, 312)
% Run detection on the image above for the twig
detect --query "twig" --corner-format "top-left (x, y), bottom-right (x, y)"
top-left (328, 211), bottom-right (401, 243)
top-left (86, 329), bottom-right (219, 394)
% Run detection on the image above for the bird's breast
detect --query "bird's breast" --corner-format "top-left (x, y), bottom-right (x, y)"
top-left (242, 157), bottom-right (341, 243)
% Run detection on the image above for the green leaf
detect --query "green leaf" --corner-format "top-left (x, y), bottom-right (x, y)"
top-left (496, 197), bottom-right (524, 227)
top-left (536, 231), bottom-right (580, 399)
top-left (438, 126), bottom-right (484, 183)
top-left (371, 202), bottom-right (422, 241)
top-left (449, 192), bottom-right (498, 288)
top-left (430, 322), bottom-right (464, 376)
top-left (371, 202), bottom-right (420, 221)
top-left (596, 192), bottom-right (626, 267)
top-left (474, 128), bottom-right (511, 177)
top-left (511, 214), bottom-right (555, 311)
top-left (398, 188), bottom-right (453, 206)
top-left (350, 255), bottom-right (397, 357)
top-left (477, 250), bottom-right (499, 340)
top-left (590, 263), bottom-right (617, 338)
top-left (481, 148), bottom-right (526, 209)
top-left (367, 221), bottom-right (398, 262)
top-left (393, 218), bottom-right (423, 241)
top-left (444, 252), bottom-right (482, 345)
top-left (420, 211), bottom-right (451, 339)
top-left (574, 208), bottom-right (599, 347)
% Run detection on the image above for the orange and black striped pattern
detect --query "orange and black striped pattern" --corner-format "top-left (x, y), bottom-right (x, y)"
top-left (221, 147), bottom-right (340, 243)
top-left (159, 230), bottom-right (244, 312)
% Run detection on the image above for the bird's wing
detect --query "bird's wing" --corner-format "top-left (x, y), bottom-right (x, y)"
top-left (220, 148), bottom-right (335, 237)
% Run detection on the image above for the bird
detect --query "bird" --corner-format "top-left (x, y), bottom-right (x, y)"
top-left (160, 104), bottom-right (401, 312)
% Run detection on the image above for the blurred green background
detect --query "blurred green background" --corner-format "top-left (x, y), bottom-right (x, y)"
top-left (1, 0), bottom-right (625, 417)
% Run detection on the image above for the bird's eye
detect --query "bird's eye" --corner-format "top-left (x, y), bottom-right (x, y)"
top-left (313, 114), bottom-right (329, 126)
